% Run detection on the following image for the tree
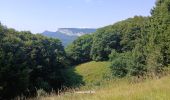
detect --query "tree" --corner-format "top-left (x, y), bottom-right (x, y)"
top-left (66, 34), bottom-right (93, 64)
top-left (109, 50), bottom-right (131, 77)
top-left (145, 0), bottom-right (170, 74)
top-left (0, 24), bottom-right (67, 99)
top-left (91, 26), bottom-right (121, 61)
top-left (90, 16), bottom-right (148, 61)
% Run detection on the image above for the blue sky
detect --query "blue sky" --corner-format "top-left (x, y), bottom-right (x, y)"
top-left (0, 0), bottom-right (156, 33)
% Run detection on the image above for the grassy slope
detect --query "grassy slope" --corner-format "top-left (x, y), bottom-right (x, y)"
top-left (75, 61), bottom-right (112, 86)
top-left (63, 61), bottom-right (112, 88)
top-left (38, 62), bottom-right (170, 100)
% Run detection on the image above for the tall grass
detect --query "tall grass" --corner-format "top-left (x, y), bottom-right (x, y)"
top-left (29, 62), bottom-right (170, 100)
top-left (36, 75), bottom-right (170, 100)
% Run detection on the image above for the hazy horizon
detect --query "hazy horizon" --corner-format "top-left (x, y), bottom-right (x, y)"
top-left (0, 0), bottom-right (156, 33)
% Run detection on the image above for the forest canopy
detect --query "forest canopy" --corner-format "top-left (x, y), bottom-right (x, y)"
top-left (0, 25), bottom-right (67, 99)
top-left (67, 0), bottom-right (170, 77)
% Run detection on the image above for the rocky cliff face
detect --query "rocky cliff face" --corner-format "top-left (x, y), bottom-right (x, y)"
top-left (42, 28), bottom-right (96, 46)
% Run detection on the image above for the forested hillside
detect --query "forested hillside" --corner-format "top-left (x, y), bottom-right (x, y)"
top-left (67, 0), bottom-right (170, 77)
top-left (0, 0), bottom-right (170, 99)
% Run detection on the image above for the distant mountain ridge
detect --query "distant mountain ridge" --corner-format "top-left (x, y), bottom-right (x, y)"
top-left (57, 28), bottom-right (96, 36)
top-left (42, 28), bottom-right (96, 46)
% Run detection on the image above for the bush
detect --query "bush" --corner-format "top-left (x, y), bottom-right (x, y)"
top-left (66, 34), bottom-right (93, 64)
top-left (109, 50), bottom-right (131, 77)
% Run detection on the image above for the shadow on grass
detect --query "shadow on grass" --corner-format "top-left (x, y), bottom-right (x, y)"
top-left (63, 66), bottom-right (85, 88)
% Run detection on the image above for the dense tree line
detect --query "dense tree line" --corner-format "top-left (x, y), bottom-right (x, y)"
top-left (91, 16), bottom-right (148, 61)
top-left (0, 24), bottom-right (67, 99)
top-left (67, 0), bottom-right (170, 77)
top-left (66, 34), bottom-right (93, 64)
top-left (67, 16), bottom-right (149, 63)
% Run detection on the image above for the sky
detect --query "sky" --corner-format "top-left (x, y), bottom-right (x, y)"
top-left (0, 0), bottom-right (156, 33)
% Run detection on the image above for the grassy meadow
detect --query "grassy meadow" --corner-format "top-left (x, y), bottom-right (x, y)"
top-left (32, 61), bottom-right (170, 100)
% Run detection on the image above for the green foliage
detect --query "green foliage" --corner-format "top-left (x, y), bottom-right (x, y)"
top-left (0, 24), bottom-right (67, 99)
top-left (109, 43), bottom-right (148, 77)
top-left (90, 16), bottom-right (148, 61)
top-left (109, 50), bottom-right (131, 77)
top-left (145, 0), bottom-right (170, 75)
top-left (66, 34), bottom-right (93, 64)
top-left (153, 0), bottom-right (170, 41)
top-left (119, 16), bottom-right (149, 51)
top-left (1, 0), bottom-right (170, 99)
top-left (91, 27), bottom-right (121, 61)
top-left (109, 0), bottom-right (170, 78)
top-left (129, 43), bottom-right (147, 76)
